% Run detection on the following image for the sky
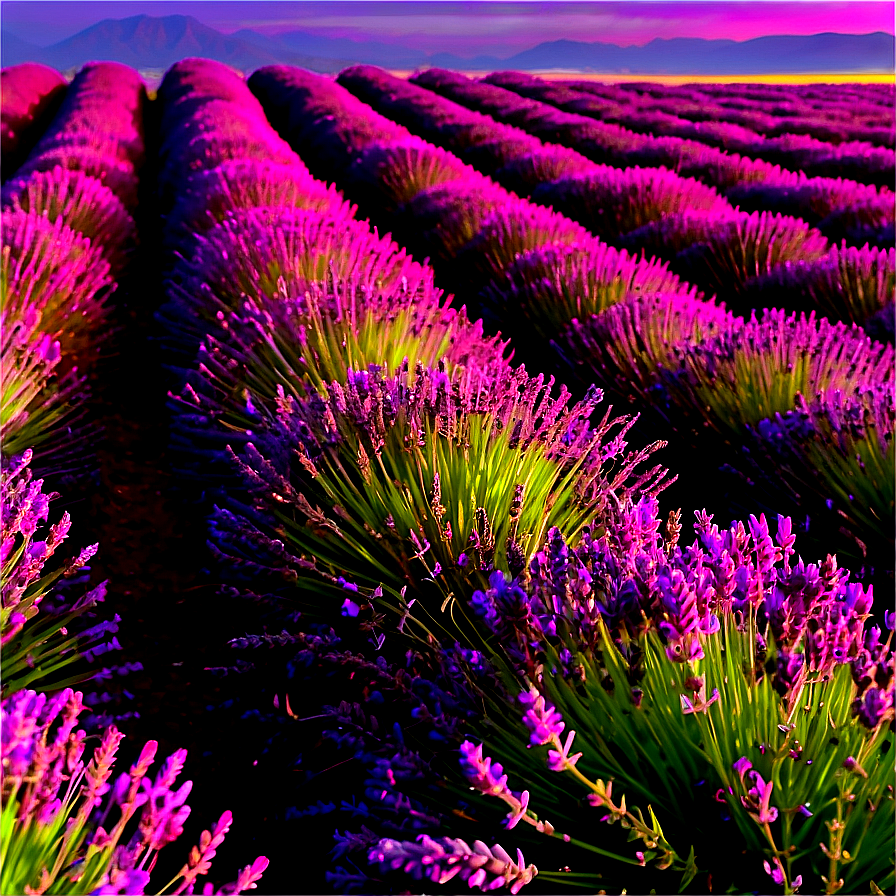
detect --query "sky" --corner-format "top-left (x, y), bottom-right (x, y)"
top-left (2, 0), bottom-right (894, 55)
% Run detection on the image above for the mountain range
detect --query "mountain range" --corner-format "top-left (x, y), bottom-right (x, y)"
top-left (2, 15), bottom-right (893, 75)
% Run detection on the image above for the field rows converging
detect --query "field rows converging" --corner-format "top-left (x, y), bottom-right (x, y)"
top-left (483, 70), bottom-right (896, 192)
top-left (409, 68), bottom-right (896, 244)
top-left (554, 78), bottom-right (896, 149)
top-left (1, 54), bottom-right (894, 896)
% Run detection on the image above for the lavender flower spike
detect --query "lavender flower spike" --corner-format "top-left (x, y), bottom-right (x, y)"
top-left (733, 757), bottom-right (779, 825)
top-left (519, 688), bottom-right (565, 746)
top-left (459, 741), bottom-right (530, 829)
top-left (370, 835), bottom-right (537, 893)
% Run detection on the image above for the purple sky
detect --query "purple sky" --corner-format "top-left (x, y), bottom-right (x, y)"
top-left (3, 1), bottom-right (893, 54)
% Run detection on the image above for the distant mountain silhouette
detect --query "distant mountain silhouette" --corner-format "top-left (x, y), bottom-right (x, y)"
top-left (1, 15), bottom-right (892, 75)
top-left (505, 32), bottom-right (895, 73)
top-left (1, 15), bottom-right (349, 73)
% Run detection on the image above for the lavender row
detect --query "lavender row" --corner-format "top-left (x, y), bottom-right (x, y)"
top-left (156, 68), bottom-right (503, 591)
top-left (641, 79), bottom-right (895, 114)
top-left (483, 70), bottom-right (896, 189)
top-left (358, 73), bottom-right (894, 564)
top-left (565, 78), bottom-right (895, 118)
top-left (188, 62), bottom-right (893, 896)
top-left (335, 65), bottom-right (735, 250)
top-left (335, 66), bottom-right (835, 309)
top-left (556, 78), bottom-right (895, 149)
top-left (1, 62), bottom-right (145, 479)
top-left (549, 83), bottom-right (895, 244)
top-left (1, 58), bottom-right (144, 761)
top-left (249, 64), bottom-right (704, 347)
top-left (527, 77), bottom-right (896, 243)
top-left (0, 63), bottom-right (67, 180)
top-left (413, 67), bottom-right (894, 245)
top-left (1, 59), bottom-right (271, 896)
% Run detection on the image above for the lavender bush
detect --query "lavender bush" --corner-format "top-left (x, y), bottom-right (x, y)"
top-left (480, 238), bottom-right (696, 345)
top-left (0, 450), bottom-right (113, 698)
top-left (162, 159), bottom-right (352, 261)
top-left (2, 168), bottom-right (136, 275)
top-left (454, 200), bottom-right (590, 285)
top-left (211, 363), bottom-right (671, 631)
top-left (419, 498), bottom-right (895, 894)
top-left (346, 138), bottom-right (470, 215)
top-left (531, 165), bottom-right (729, 242)
top-left (0, 687), bottom-right (268, 894)
top-left (661, 310), bottom-right (894, 443)
top-left (746, 383), bottom-right (895, 565)
top-left (744, 244), bottom-right (896, 333)
top-left (556, 290), bottom-right (735, 399)
top-left (1, 209), bottom-right (114, 378)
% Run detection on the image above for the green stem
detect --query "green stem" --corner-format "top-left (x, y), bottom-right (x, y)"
top-left (824, 794), bottom-right (845, 895)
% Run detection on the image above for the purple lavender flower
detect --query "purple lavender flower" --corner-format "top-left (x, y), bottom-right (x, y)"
top-left (369, 834), bottom-right (537, 893)
top-left (90, 869), bottom-right (151, 895)
top-left (733, 757), bottom-right (779, 825)
top-left (459, 741), bottom-right (534, 829)
top-left (519, 689), bottom-right (565, 747)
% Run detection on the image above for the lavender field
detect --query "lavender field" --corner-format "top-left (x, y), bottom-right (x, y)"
top-left (1, 55), bottom-right (895, 896)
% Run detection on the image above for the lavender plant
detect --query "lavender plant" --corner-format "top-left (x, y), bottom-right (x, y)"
top-left (480, 240), bottom-right (698, 343)
top-left (163, 159), bottom-right (351, 251)
top-left (212, 363), bottom-right (672, 636)
top-left (161, 205), bottom-right (437, 362)
top-left (346, 138), bottom-right (470, 215)
top-left (743, 244), bottom-right (895, 333)
top-left (556, 291), bottom-right (736, 399)
top-left (367, 499), bottom-right (893, 894)
top-left (454, 201), bottom-right (590, 286)
top-left (2, 169), bottom-right (136, 275)
top-left (725, 175), bottom-right (892, 229)
top-left (492, 143), bottom-right (592, 197)
top-left (0, 305), bottom-right (82, 461)
top-left (747, 383), bottom-right (895, 564)
top-left (402, 179), bottom-right (513, 265)
top-left (669, 210), bottom-right (831, 300)
top-left (167, 274), bottom-right (509, 489)
top-left (530, 166), bottom-right (729, 242)
top-left (661, 309), bottom-right (894, 443)
top-left (618, 209), bottom-right (740, 263)
top-left (0, 687), bottom-right (269, 895)
top-left (1, 209), bottom-right (114, 377)
top-left (0, 450), bottom-right (113, 698)
top-left (0, 63), bottom-right (66, 178)
top-left (14, 147), bottom-right (140, 212)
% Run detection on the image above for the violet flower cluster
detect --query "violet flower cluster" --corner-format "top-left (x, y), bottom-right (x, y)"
top-left (0, 449), bottom-right (114, 697)
top-left (468, 495), bottom-right (890, 719)
top-left (369, 835), bottom-right (537, 893)
top-left (0, 687), bottom-right (268, 895)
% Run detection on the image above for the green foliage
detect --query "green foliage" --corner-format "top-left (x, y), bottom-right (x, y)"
top-left (663, 309), bottom-right (894, 440)
top-left (219, 365), bottom-right (671, 634)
